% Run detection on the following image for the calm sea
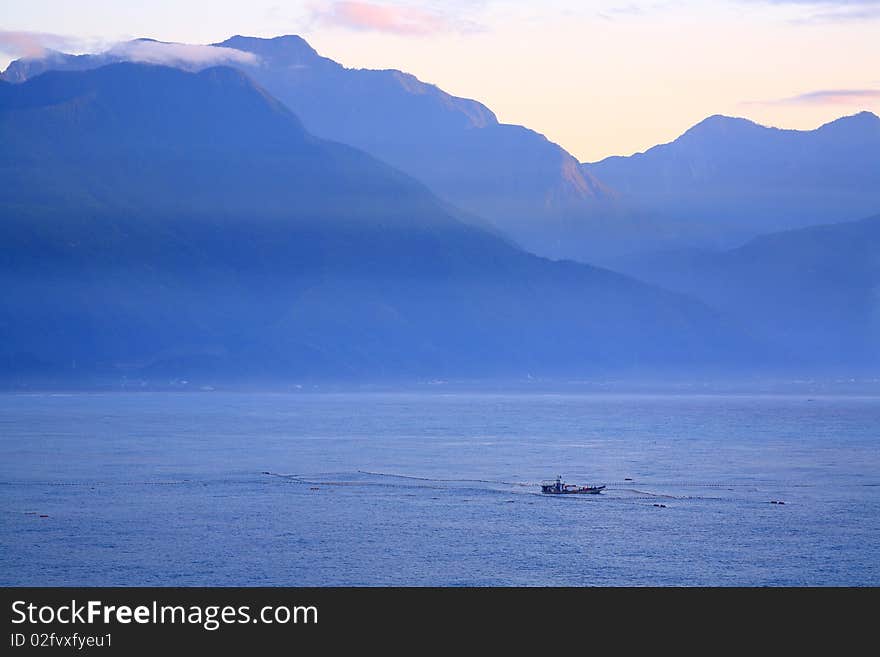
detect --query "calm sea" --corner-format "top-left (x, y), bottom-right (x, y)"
top-left (1, 391), bottom-right (878, 585)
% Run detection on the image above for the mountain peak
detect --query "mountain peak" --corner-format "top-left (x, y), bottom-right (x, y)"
top-left (817, 110), bottom-right (880, 132)
top-left (681, 114), bottom-right (762, 139)
top-left (2, 49), bottom-right (72, 82)
top-left (215, 35), bottom-right (324, 66)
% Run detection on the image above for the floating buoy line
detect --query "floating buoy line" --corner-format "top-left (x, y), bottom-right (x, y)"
top-left (260, 470), bottom-right (793, 505)
top-left (0, 471), bottom-right (807, 509)
top-left (0, 480), bottom-right (194, 487)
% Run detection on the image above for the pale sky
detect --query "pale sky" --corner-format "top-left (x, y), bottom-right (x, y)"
top-left (1, 0), bottom-right (878, 161)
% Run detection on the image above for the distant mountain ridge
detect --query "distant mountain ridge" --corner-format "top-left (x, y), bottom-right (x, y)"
top-left (5, 37), bottom-right (880, 271)
top-left (213, 35), bottom-right (615, 260)
top-left (584, 111), bottom-right (880, 250)
top-left (0, 62), bottom-right (747, 382)
top-left (610, 213), bottom-right (880, 371)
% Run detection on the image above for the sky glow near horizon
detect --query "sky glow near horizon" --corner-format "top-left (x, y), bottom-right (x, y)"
top-left (1, 0), bottom-right (878, 161)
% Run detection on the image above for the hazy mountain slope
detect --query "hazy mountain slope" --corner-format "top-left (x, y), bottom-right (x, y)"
top-left (0, 63), bottom-right (745, 382)
top-left (2, 36), bottom-right (615, 261)
top-left (211, 35), bottom-right (614, 257)
top-left (584, 113), bottom-right (880, 248)
top-left (611, 214), bottom-right (880, 370)
top-left (0, 49), bottom-right (116, 83)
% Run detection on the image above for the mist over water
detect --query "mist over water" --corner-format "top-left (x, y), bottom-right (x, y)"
top-left (2, 391), bottom-right (878, 586)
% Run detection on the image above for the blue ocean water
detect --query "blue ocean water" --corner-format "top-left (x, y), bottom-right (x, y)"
top-left (1, 391), bottom-right (878, 586)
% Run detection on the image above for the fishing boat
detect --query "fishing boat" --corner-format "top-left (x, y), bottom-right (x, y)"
top-left (541, 475), bottom-right (605, 495)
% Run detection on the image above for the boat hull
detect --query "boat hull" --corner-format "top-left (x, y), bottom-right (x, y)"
top-left (541, 485), bottom-right (605, 495)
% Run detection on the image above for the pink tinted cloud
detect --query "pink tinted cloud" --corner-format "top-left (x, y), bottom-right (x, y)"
top-left (0, 31), bottom-right (77, 58)
top-left (777, 89), bottom-right (880, 105)
top-left (785, 89), bottom-right (880, 105)
top-left (314, 1), bottom-right (470, 35)
top-left (742, 89), bottom-right (880, 107)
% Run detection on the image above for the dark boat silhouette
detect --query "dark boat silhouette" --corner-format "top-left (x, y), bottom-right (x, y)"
top-left (541, 475), bottom-right (605, 495)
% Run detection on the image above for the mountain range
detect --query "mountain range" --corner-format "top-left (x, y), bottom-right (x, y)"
top-left (0, 63), bottom-right (746, 382)
top-left (584, 112), bottom-right (880, 256)
top-left (5, 36), bottom-right (879, 264)
top-left (1, 36), bottom-right (614, 262)
top-left (2, 37), bottom-right (878, 381)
